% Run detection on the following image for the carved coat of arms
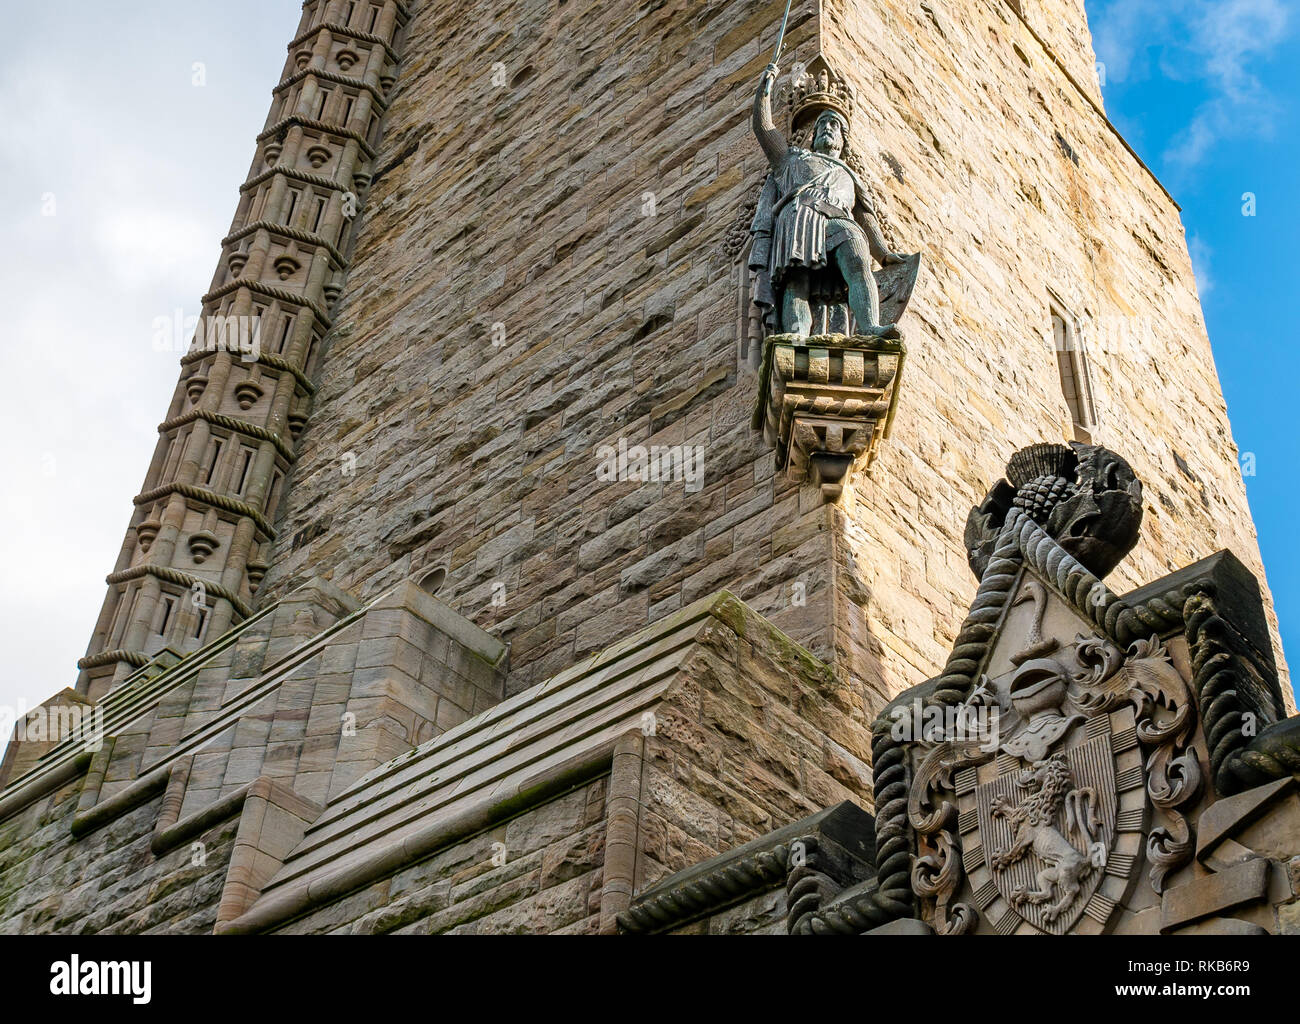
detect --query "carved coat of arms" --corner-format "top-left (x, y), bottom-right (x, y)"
top-left (907, 627), bottom-right (1198, 935)
top-left (784, 443), bottom-right (1288, 937)
top-left (886, 445), bottom-right (1202, 935)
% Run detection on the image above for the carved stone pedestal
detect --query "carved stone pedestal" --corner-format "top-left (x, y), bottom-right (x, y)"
top-left (752, 333), bottom-right (905, 502)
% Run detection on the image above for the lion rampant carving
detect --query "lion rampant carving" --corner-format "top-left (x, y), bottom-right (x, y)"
top-left (989, 753), bottom-right (1100, 922)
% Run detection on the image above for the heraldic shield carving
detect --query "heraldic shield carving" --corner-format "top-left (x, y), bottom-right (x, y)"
top-left (894, 444), bottom-right (1208, 935)
top-left (973, 726), bottom-right (1121, 934)
top-left (906, 618), bottom-right (1199, 935)
top-left (781, 442), bottom-right (1295, 937)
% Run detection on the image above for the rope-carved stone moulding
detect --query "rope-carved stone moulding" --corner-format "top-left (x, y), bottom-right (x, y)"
top-left (786, 442), bottom-right (1298, 934)
top-left (743, 54), bottom-right (922, 503)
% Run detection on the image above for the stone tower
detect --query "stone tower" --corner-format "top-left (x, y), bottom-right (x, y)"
top-left (74, 2), bottom-right (413, 700)
top-left (4, 0), bottom-right (1296, 938)
top-left (74, 0), bottom-right (1289, 711)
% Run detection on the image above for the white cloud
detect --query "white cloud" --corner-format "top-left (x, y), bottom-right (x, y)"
top-left (1188, 234), bottom-right (1214, 295)
top-left (94, 209), bottom-right (215, 292)
top-left (1090, 0), bottom-right (1290, 170)
top-left (1202, 0), bottom-right (1289, 95)
top-left (1165, 0), bottom-right (1288, 168)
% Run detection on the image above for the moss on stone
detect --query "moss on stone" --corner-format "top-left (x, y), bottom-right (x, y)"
top-left (708, 593), bottom-right (749, 639)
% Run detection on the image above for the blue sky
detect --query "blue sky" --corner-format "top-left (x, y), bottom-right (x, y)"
top-left (1086, 0), bottom-right (1298, 684)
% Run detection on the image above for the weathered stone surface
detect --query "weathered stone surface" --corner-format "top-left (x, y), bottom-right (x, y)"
top-left (1160, 858), bottom-right (1270, 933)
top-left (200, 591), bottom-right (868, 934)
top-left (754, 334), bottom-right (906, 501)
top-left (0, 572), bottom-right (513, 935)
top-left (621, 800), bottom-right (875, 935)
top-left (1197, 778), bottom-right (1299, 868)
top-left (4, 0), bottom-right (1296, 942)
top-left (864, 918), bottom-right (935, 936)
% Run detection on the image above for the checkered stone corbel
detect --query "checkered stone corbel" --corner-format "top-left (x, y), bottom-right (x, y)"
top-left (752, 333), bottom-right (906, 502)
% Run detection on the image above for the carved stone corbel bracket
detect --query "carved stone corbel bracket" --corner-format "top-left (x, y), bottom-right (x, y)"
top-left (752, 333), bottom-right (905, 502)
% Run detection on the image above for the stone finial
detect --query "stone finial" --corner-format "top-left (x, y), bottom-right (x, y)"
top-left (965, 442), bottom-right (1144, 580)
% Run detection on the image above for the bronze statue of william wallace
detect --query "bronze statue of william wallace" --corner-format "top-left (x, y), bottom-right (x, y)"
top-left (750, 60), bottom-right (913, 339)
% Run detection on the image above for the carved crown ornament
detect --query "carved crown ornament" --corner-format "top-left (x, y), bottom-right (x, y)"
top-left (786, 59), bottom-right (856, 134)
top-left (781, 443), bottom-right (1295, 935)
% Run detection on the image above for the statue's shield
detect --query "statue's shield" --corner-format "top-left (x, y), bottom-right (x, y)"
top-left (968, 715), bottom-right (1125, 934)
top-left (875, 253), bottom-right (921, 325)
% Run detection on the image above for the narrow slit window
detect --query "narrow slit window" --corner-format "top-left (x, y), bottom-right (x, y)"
top-left (285, 188), bottom-right (302, 225)
top-left (192, 604), bottom-right (210, 641)
top-left (122, 588), bottom-right (141, 644)
top-left (205, 438), bottom-right (225, 485)
top-left (266, 470), bottom-right (285, 516)
top-left (1051, 302), bottom-right (1098, 443)
top-left (345, 1), bottom-right (357, 26)
top-left (316, 87), bottom-right (332, 119)
top-left (369, 6), bottom-right (381, 32)
top-left (107, 586), bottom-right (132, 646)
top-left (157, 596), bottom-right (177, 637)
top-left (278, 313), bottom-right (297, 354)
top-left (311, 195), bottom-right (328, 234)
top-left (341, 96), bottom-right (355, 126)
top-left (163, 428), bottom-right (188, 478)
top-left (235, 447), bottom-right (257, 496)
top-left (305, 334), bottom-right (321, 374)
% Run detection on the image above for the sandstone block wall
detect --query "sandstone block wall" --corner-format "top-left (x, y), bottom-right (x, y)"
top-left (820, 0), bottom-right (1288, 705)
top-left (275, 779), bottom-right (612, 934)
top-left (0, 576), bottom-right (508, 933)
top-left (2, 582), bottom-right (868, 935)
top-left (250, 592), bottom-right (872, 934)
top-left (256, 0), bottom-right (1288, 724)
top-left (0, 785), bottom-right (236, 935)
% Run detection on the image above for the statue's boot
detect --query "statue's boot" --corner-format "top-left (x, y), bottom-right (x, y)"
top-left (858, 322), bottom-right (903, 341)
